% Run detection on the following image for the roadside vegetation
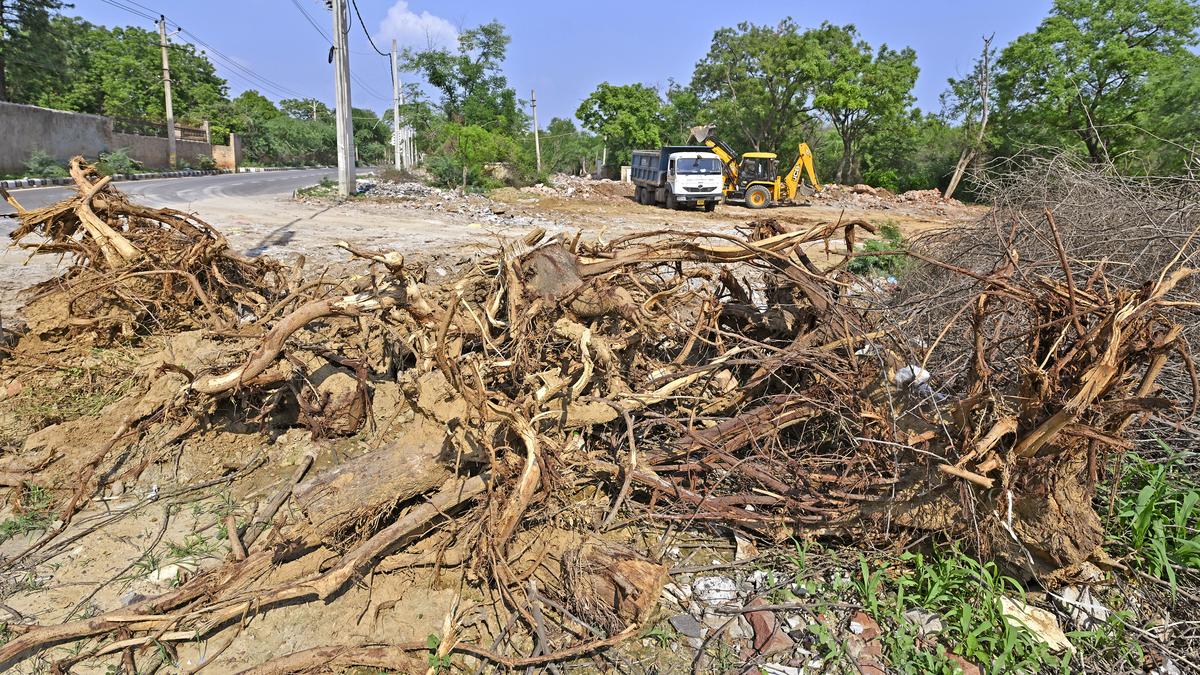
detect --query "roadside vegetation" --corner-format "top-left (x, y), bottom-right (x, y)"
top-left (5, 1), bottom-right (1197, 193)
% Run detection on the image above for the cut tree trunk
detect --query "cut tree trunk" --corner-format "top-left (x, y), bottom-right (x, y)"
top-left (290, 427), bottom-right (451, 545)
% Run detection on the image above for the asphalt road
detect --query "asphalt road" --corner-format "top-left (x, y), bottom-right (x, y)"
top-left (0, 167), bottom-right (336, 217)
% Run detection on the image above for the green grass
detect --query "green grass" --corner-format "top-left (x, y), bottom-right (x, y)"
top-left (296, 177), bottom-right (338, 197)
top-left (848, 221), bottom-right (910, 278)
top-left (0, 354), bottom-right (134, 447)
top-left (1108, 441), bottom-right (1200, 593)
top-left (0, 484), bottom-right (55, 543)
top-left (850, 547), bottom-right (1065, 674)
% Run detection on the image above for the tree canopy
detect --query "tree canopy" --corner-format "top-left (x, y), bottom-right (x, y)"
top-left (0, 0), bottom-right (63, 102)
top-left (689, 19), bottom-right (822, 152)
top-left (994, 0), bottom-right (1200, 164)
top-left (25, 17), bottom-right (227, 122)
top-left (575, 83), bottom-right (665, 166)
top-left (810, 23), bottom-right (919, 182)
top-left (404, 21), bottom-right (525, 137)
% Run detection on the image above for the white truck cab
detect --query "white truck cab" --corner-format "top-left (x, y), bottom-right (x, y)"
top-left (631, 147), bottom-right (725, 211)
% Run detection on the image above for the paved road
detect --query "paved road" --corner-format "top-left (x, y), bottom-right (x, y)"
top-left (0, 168), bottom-right (336, 217)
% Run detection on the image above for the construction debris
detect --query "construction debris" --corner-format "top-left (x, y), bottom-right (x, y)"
top-left (0, 154), bottom-right (1196, 672)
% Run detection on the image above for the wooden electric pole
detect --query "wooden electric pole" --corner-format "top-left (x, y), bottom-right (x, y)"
top-left (392, 39), bottom-right (402, 170)
top-left (531, 89), bottom-right (541, 173)
top-left (158, 16), bottom-right (177, 168)
top-left (330, 0), bottom-right (355, 197)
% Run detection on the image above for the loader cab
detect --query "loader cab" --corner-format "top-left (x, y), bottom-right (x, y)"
top-left (739, 152), bottom-right (778, 184)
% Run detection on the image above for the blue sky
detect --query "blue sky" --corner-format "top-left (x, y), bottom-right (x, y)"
top-left (77, 0), bottom-right (1054, 124)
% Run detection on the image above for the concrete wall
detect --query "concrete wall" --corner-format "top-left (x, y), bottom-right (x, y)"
top-left (0, 102), bottom-right (111, 173)
top-left (212, 133), bottom-right (242, 171)
top-left (1, 102), bottom-right (218, 174)
top-left (111, 133), bottom-right (213, 171)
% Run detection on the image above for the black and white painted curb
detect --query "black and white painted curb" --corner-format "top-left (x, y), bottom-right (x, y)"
top-left (0, 165), bottom-right (330, 190)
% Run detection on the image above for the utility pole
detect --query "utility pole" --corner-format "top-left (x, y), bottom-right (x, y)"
top-left (391, 39), bottom-right (402, 170)
top-left (330, 0), bottom-right (355, 197)
top-left (158, 16), bottom-right (177, 168)
top-left (531, 89), bottom-right (541, 173)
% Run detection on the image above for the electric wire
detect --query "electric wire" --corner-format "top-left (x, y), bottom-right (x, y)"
top-left (88, 0), bottom-right (393, 111)
top-left (288, 0), bottom-right (332, 44)
top-left (350, 0), bottom-right (388, 57)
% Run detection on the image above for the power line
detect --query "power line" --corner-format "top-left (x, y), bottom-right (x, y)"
top-left (96, 0), bottom-right (156, 21)
top-left (288, 0), bottom-right (331, 44)
top-left (96, 0), bottom-right (315, 101)
top-left (117, 0), bottom-right (165, 16)
top-left (349, 72), bottom-right (389, 102)
top-left (349, 0), bottom-right (388, 57)
top-left (179, 28), bottom-right (309, 100)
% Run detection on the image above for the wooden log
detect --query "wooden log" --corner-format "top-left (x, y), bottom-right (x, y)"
top-left (291, 430), bottom-right (451, 545)
top-left (579, 543), bottom-right (668, 626)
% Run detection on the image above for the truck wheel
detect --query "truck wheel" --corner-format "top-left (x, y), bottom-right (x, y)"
top-left (704, 200), bottom-right (717, 212)
top-left (666, 192), bottom-right (677, 210)
top-left (635, 186), bottom-right (644, 204)
top-left (746, 186), bottom-right (771, 209)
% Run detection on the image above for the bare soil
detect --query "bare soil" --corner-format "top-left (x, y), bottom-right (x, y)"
top-left (0, 177), bottom-right (988, 674)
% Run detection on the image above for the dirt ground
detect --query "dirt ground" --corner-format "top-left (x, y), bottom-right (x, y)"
top-left (1, 177), bottom-right (982, 321)
top-left (0, 176), bottom-right (988, 674)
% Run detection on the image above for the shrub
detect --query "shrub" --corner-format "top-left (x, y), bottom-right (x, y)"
top-left (195, 154), bottom-right (217, 170)
top-left (96, 148), bottom-right (143, 176)
top-left (848, 221), bottom-right (910, 277)
top-left (23, 150), bottom-right (68, 178)
top-left (864, 167), bottom-right (900, 193)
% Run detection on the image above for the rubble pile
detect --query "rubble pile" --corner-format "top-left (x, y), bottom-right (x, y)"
top-left (0, 156), bottom-right (1195, 672)
top-left (815, 183), bottom-right (964, 211)
top-left (357, 178), bottom-right (567, 230)
top-left (517, 173), bottom-right (632, 201)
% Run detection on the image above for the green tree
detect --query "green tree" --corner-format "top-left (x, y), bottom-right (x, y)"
top-left (403, 21), bottom-right (525, 136)
top-left (575, 82), bottom-right (664, 166)
top-left (689, 18), bottom-right (823, 152)
top-left (254, 115), bottom-right (336, 165)
top-left (352, 107), bottom-right (391, 165)
top-left (860, 110), bottom-right (960, 193)
top-left (280, 97), bottom-right (332, 122)
top-left (660, 81), bottom-right (702, 145)
top-left (811, 22), bottom-right (919, 183)
top-left (429, 122), bottom-right (518, 189)
top-left (1137, 51), bottom-right (1200, 173)
top-left (228, 91), bottom-right (284, 163)
top-left (32, 18), bottom-right (227, 122)
top-left (539, 117), bottom-right (600, 174)
top-left (994, 0), bottom-right (1200, 163)
top-left (0, 0), bottom-right (62, 101)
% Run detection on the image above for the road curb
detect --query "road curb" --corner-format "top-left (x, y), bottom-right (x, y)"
top-left (0, 165), bottom-right (332, 190)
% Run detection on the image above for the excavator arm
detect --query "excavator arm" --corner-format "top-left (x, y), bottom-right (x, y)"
top-left (783, 142), bottom-right (822, 200)
top-left (690, 125), bottom-right (740, 188)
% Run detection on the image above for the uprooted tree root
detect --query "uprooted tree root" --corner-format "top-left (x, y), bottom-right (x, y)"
top-left (3, 156), bottom-right (286, 341)
top-left (0, 156), bottom-right (1197, 672)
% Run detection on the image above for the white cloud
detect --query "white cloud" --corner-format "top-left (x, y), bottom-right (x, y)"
top-left (377, 1), bottom-right (458, 51)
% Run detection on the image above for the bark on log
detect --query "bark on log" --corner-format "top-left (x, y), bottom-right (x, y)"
top-left (578, 543), bottom-right (668, 625)
top-left (291, 434), bottom-right (451, 545)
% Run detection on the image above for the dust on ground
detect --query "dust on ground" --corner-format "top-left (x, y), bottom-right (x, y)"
top-left (1, 172), bottom-right (980, 322)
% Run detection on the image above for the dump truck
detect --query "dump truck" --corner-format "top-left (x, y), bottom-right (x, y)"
top-left (690, 125), bottom-right (822, 209)
top-left (630, 146), bottom-right (724, 211)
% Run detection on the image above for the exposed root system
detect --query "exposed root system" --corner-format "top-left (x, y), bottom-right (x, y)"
top-left (0, 156), bottom-right (1196, 672)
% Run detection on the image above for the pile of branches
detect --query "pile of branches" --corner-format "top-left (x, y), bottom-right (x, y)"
top-left (1, 159), bottom-right (1197, 671)
top-left (3, 156), bottom-right (285, 340)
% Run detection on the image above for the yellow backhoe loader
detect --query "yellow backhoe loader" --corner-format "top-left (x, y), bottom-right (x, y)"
top-left (690, 125), bottom-right (821, 209)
